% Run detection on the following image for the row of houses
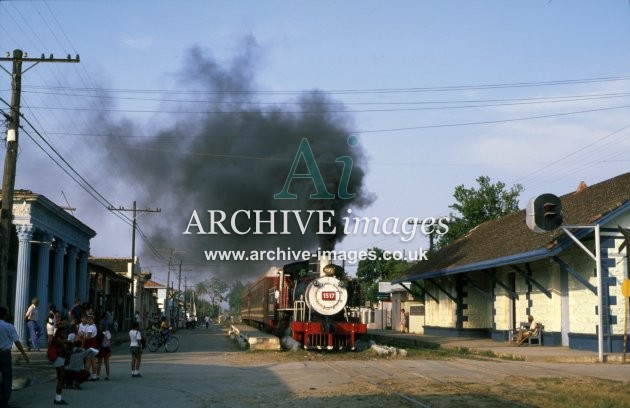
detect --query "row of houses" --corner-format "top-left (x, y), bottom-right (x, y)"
top-left (0, 190), bottom-right (172, 348)
top-left (391, 172), bottom-right (630, 354)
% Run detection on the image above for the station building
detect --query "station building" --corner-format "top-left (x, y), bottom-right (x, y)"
top-left (393, 173), bottom-right (630, 352)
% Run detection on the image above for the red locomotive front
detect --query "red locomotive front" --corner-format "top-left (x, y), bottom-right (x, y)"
top-left (242, 258), bottom-right (366, 350)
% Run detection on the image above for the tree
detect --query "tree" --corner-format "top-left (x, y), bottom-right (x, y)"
top-left (435, 175), bottom-right (523, 249)
top-left (226, 280), bottom-right (245, 314)
top-left (356, 247), bottom-right (409, 304)
top-left (194, 281), bottom-right (209, 299)
top-left (208, 277), bottom-right (229, 317)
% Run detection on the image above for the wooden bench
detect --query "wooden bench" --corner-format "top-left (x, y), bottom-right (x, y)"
top-left (508, 321), bottom-right (529, 343)
top-left (508, 322), bottom-right (543, 346)
top-left (527, 324), bottom-right (543, 346)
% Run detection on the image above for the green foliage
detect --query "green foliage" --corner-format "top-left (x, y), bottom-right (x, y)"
top-left (436, 175), bottom-right (523, 249)
top-left (194, 277), bottom-right (229, 318)
top-left (226, 280), bottom-right (245, 313)
top-left (355, 247), bottom-right (410, 305)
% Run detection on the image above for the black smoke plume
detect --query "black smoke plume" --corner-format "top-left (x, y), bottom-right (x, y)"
top-left (94, 38), bottom-right (373, 281)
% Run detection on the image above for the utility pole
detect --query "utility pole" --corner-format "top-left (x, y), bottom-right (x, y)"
top-left (0, 50), bottom-right (80, 307)
top-left (161, 248), bottom-right (184, 326)
top-left (178, 262), bottom-right (192, 326)
top-left (178, 260), bottom-right (183, 327)
top-left (108, 201), bottom-right (160, 324)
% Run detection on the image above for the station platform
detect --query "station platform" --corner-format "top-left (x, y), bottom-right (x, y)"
top-left (364, 329), bottom-right (628, 363)
top-left (229, 324), bottom-right (282, 351)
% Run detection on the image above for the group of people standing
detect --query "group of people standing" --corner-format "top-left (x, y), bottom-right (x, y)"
top-left (45, 298), bottom-right (113, 405)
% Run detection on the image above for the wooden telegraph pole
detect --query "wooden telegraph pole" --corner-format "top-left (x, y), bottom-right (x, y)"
top-left (0, 50), bottom-right (80, 307)
top-left (109, 201), bottom-right (161, 320)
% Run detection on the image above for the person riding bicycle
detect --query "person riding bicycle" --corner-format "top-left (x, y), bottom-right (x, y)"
top-left (159, 317), bottom-right (170, 343)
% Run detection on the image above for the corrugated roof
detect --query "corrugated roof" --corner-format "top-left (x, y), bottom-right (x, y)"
top-left (394, 172), bottom-right (630, 283)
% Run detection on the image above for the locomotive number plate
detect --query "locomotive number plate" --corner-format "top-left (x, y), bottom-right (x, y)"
top-left (321, 291), bottom-right (336, 301)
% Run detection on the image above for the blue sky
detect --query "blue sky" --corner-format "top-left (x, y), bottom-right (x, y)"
top-left (1, 1), bottom-right (629, 285)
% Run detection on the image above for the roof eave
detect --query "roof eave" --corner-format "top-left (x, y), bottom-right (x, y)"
top-left (393, 200), bottom-right (630, 284)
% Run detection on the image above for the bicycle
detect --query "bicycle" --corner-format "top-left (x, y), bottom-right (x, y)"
top-left (146, 329), bottom-right (179, 352)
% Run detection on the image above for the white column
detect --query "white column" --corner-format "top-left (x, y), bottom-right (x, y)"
top-left (78, 251), bottom-right (89, 303)
top-left (14, 224), bottom-right (33, 344)
top-left (64, 246), bottom-right (78, 307)
top-left (52, 240), bottom-right (66, 310)
top-left (36, 231), bottom-right (52, 349)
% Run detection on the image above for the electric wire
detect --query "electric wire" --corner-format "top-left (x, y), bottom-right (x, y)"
top-left (19, 74), bottom-right (630, 95)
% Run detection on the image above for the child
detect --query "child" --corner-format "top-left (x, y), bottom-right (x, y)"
top-left (96, 323), bottom-right (112, 380)
top-left (51, 327), bottom-right (70, 405)
top-left (64, 334), bottom-right (91, 389)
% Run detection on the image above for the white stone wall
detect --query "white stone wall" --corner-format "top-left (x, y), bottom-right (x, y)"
top-left (422, 214), bottom-right (630, 337)
top-left (564, 246), bottom-right (599, 334)
top-left (424, 279), bottom-right (456, 327)
top-left (463, 271), bottom-right (492, 328)
top-left (603, 213), bottom-right (630, 335)
top-left (494, 282), bottom-right (512, 331)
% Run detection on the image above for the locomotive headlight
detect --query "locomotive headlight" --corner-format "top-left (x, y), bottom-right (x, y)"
top-left (323, 264), bottom-right (336, 276)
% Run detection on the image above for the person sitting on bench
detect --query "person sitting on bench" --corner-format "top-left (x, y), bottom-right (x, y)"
top-left (514, 315), bottom-right (538, 346)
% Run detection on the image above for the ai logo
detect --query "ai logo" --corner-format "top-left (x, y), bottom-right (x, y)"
top-left (274, 136), bottom-right (357, 200)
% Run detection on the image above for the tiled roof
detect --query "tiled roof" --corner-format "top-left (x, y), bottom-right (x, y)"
top-left (144, 280), bottom-right (166, 289)
top-left (398, 172), bottom-right (630, 282)
top-left (88, 257), bottom-right (132, 273)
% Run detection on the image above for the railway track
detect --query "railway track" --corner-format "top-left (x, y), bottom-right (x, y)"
top-left (319, 357), bottom-right (587, 408)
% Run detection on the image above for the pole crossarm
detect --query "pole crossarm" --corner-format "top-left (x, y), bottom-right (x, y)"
top-left (108, 201), bottom-right (161, 320)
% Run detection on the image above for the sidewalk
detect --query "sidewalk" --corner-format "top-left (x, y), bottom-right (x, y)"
top-left (364, 329), bottom-right (628, 363)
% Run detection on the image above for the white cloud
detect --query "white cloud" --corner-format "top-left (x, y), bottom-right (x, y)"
top-left (121, 35), bottom-right (154, 50)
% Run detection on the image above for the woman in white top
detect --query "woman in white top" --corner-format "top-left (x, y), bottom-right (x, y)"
top-left (46, 305), bottom-right (57, 346)
top-left (129, 321), bottom-right (143, 377)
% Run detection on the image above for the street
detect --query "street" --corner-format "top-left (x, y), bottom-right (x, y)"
top-left (9, 325), bottom-right (630, 408)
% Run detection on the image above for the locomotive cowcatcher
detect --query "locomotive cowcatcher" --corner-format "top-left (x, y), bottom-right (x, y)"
top-left (242, 257), bottom-right (367, 350)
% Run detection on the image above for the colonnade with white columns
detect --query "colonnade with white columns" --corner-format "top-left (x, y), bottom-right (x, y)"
top-left (8, 191), bottom-right (96, 349)
top-left (13, 223), bottom-right (91, 348)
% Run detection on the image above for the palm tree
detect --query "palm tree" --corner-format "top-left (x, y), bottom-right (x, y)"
top-left (195, 281), bottom-right (209, 317)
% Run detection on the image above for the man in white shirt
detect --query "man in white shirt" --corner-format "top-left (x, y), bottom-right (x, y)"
top-left (0, 307), bottom-right (30, 407)
top-left (24, 298), bottom-right (40, 351)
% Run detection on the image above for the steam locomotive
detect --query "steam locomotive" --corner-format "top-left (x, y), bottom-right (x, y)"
top-left (241, 258), bottom-right (367, 350)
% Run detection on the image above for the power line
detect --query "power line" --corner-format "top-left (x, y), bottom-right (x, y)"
top-left (19, 114), bottom-right (171, 269)
top-left (19, 94), bottom-right (630, 115)
top-left (17, 74), bottom-right (630, 95)
top-left (21, 89), bottom-right (630, 106)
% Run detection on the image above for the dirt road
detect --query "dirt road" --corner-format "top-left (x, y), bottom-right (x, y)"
top-left (9, 325), bottom-right (630, 407)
